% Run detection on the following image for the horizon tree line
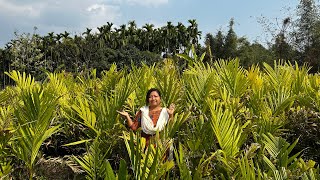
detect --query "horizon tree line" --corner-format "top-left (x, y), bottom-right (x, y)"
top-left (1, 0), bottom-right (320, 88)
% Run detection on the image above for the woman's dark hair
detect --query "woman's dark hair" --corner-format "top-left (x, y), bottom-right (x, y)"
top-left (146, 88), bottom-right (161, 105)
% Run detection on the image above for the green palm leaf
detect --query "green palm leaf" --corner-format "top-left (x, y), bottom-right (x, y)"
top-left (96, 73), bottom-right (136, 130)
top-left (208, 99), bottom-right (247, 157)
top-left (155, 59), bottom-right (182, 107)
top-left (72, 135), bottom-right (117, 180)
top-left (262, 133), bottom-right (302, 178)
top-left (12, 86), bottom-right (60, 179)
top-left (5, 71), bottom-right (37, 93)
top-left (183, 61), bottom-right (216, 113)
top-left (214, 59), bottom-right (249, 98)
top-left (122, 131), bottom-right (174, 180)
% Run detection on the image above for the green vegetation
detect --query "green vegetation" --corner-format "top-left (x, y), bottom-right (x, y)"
top-left (1, 0), bottom-right (320, 179)
top-left (0, 58), bottom-right (320, 179)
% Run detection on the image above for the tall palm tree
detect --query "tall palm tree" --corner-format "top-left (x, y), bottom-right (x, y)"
top-left (127, 20), bottom-right (137, 45)
top-left (115, 24), bottom-right (128, 48)
top-left (187, 19), bottom-right (201, 46)
top-left (142, 23), bottom-right (154, 51)
top-left (162, 21), bottom-right (176, 55)
top-left (83, 28), bottom-right (92, 38)
top-left (176, 22), bottom-right (188, 53)
top-left (98, 22), bottom-right (114, 48)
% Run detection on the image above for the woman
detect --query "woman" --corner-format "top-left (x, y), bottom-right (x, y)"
top-left (117, 88), bottom-right (175, 145)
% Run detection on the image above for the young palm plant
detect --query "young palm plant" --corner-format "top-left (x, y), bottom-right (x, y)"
top-left (127, 63), bottom-right (156, 112)
top-left (0, 106), bottom-right (14, 179)
top-left (236, 143), bottom-right (264, 180)
top-left (213, 59), bottom-right (249, 99)
top-left (154, 59), bottom-right (182, 108)
top-left (72, 134), bottom-right (128, 180)
top-left (96, 70), bottom-right (137, 130)
top-left (174, 142), bottom-right (216, 179)
top-left (11, 83), bottom-right (60, 179)
top-left (207, 98), bottom-right (250, 176)
top-left (260, 133), bottom-right (302, 179)
top-left (122, 131), bottom-right (174, 180)
top-left (182, 60), bottom-right (216, 114)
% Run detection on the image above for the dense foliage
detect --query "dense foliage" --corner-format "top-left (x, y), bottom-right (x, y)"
top-left (1, 57), bottom-right (320, 179)
top-left (1, 0), bottom-right (320, 179)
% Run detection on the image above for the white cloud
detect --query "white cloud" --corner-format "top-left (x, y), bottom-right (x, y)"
top-left (85, 4), bottom-right (121, 30)
top-left (105, 0), bottom-right (168, 7)
top-left (0, 0), bottom-right (169, 46)
top-left (0, 0), bottom-right (124, 46)
top-left (126, 0), bottom-right (168, 7)
top-left (0, 0), bottom-right (44, 17)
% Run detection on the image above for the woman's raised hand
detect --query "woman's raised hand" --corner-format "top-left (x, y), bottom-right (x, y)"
top-left (167, 103), bottom-right (175, 116)
top-left (117, 110), bottom-right (129, 118)
top-left (117, 110), bottom-right (134, 127)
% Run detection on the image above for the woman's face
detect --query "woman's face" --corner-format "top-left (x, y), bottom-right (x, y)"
top-left (148, 91), bottom-right (161, 107)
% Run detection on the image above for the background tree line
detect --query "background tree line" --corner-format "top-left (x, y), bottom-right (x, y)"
top-left (1, 0), bottom-right (320, 88)
top-left (204, 0), bottom-right (320, 71)
top-left (0, 19), bottom-right (200, 88)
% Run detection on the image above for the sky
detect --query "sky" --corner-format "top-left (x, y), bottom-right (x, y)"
top-left (0, 0), bottom-right (300, 48)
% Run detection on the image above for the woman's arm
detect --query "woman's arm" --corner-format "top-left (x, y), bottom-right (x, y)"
top-left (117, 110), bottom-right (134, 127)
top-left (117, 110), bottom-right (141, 130)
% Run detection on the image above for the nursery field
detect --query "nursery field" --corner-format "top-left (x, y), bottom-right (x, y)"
top-left (0, 57), bottom-right (320, 179)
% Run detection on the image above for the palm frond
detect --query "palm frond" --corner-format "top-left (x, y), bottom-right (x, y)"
top-left (5, 71), bottom-right (38, 93)
top-left (208, 99), bottom-right (247, 157)
top-left (238, 156), bottom-right (262, 180)
top-left (162, 112), bottom-right (191, 139)
top-left (177, 44), bottom-right (205, 67)
top-left (72, 136), bottom-right (116, 180)
top-left (71, 96), bottom-right (98, 134)
top-left (214, 59), bottom-right (249, 98)
top-left (265, 87), bottom-right (295, 116)
top-left (12, 86), bottom-right (60, 178)
top-left (122, 131), bottom-right (174, 180)
top-left (173, 143), bottom-right (193, 180)
top-left (263, 61), bottom-right (293, 92)
top-left (183, 61), bottom-right (216, 113)
top-left (155, 59), bottom-right (182, 107)
top-left (262, 133), bottom-right (301, 174)
top-left (95, 73), bottom-right (136, 130)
